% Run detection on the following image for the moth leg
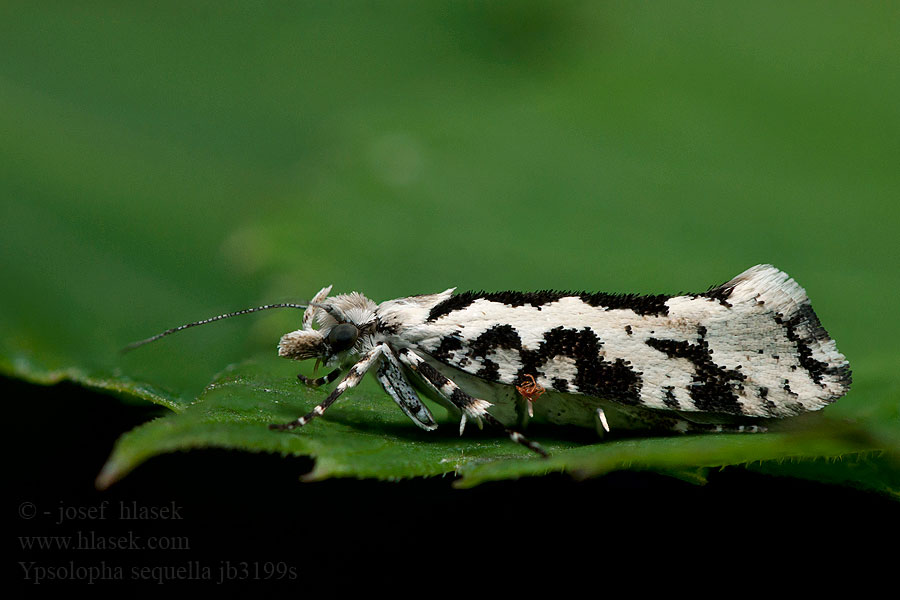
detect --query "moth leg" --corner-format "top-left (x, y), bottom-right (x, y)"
top-left (654, 410), bottom-right (767, 435)
top-left (297, 368), bottom-right (341, 388)
top-left (659, 416), bottom-right (768, 434)
top-left (397, 349), bottom-right (548, 458)
top-left (375, 346), bottom-right (437, 431)
top-left (270, 344), bottom-right (385, 431)
top-left (681, 422), bottom-right (768, 434)
top-left (396, 348), bottom-right (491, 433)
top-left (594, 408), bottom-right (610, 436)
top-left (614, 404), bottom-right (768, 435)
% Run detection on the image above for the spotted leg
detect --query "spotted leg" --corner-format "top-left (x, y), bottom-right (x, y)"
top-left (397, 348), bottom-right (548, 458)
top-left (375, 347), bottom-right (438, 431)
top-left (395, 348), bottom-right (491, 433)
top-left (613, 403), bottom-right (767, 435)
top-left (297, 368), bottom-right (341, 388)
top-left (680, 422), bottom-right (768, 434)
top-left (270, 345), bottom-right (385, 431)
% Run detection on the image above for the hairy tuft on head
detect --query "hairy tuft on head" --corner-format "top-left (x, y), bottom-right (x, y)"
top-left (278, 329), bottom-right (325, 360)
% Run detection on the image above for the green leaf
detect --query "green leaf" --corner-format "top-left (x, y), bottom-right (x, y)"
top-left (93, 360), bottom-right (899, 495)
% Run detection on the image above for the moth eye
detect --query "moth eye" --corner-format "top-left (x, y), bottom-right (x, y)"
top-left (327, 323), bottom-right (359, 353)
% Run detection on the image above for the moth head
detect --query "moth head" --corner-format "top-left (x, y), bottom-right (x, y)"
top-left (278, 290), bottom-right (376, 364)
top-left (277, 322), bottom-right (360, 363)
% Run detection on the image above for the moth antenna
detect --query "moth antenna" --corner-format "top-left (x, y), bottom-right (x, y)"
top-left (122, 303), bottom-right (309, 353)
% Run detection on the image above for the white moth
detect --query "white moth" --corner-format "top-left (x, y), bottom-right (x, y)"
top-left (127, 265), bottom-right (851, 456)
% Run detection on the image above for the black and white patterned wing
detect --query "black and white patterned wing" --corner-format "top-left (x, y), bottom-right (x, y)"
top-left (375, 265), bottom-right (850, 418)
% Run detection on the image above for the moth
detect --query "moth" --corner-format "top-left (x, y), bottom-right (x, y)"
top-left (127, 264), bottom-right (851, 456)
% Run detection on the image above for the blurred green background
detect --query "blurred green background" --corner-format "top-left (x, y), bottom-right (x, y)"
top-left (1, 2), bottom-right (897, 480)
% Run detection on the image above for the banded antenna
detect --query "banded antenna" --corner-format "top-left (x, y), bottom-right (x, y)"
top-left (122, 302), bottom-right (309, 353)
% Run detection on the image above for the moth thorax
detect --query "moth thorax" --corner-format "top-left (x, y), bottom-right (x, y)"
top-left (278, 329), bottom-right (325, 360)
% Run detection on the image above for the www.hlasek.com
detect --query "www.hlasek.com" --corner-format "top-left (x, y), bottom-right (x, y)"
top-left (20, 561), bottom-right (298, 584)
top-left (20, 531), bottom-right (189, 551)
